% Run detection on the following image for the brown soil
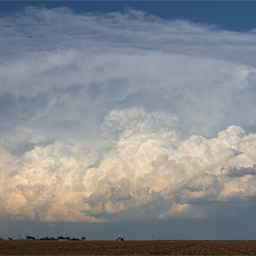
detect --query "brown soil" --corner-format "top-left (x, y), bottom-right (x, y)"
top-left (0, 240), bottom-right (256, 255)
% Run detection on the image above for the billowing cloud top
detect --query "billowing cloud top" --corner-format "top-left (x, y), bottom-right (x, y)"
top-left (1, 7), bottom-right (256, 222)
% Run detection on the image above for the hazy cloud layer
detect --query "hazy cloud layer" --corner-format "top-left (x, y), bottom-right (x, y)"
top-left (1, 7), bottom-right (256, 222)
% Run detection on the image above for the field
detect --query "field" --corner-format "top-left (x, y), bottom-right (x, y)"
top-left (1, 240), bottom-right (256, 255)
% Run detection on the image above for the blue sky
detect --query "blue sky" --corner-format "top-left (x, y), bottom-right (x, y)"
top-left (1, 1), bottom-right (256, 32)
top-left (1, 1), bottom-right (256, 240)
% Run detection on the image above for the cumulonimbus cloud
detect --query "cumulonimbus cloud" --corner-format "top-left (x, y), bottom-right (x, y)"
top-left (0, 7), bottom-right (256, 222)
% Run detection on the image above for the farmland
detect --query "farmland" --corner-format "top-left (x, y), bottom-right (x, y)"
top-left (0, 240), bottom-right (256, 255)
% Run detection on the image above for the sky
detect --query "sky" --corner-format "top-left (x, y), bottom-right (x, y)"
top-left (1, 1), bottom-right (256, 240)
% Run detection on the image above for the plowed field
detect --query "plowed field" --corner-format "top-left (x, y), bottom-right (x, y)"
top-left (1, 240), bottom-right (256, 255)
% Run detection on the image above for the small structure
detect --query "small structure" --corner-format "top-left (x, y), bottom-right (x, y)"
top-left (4, 237), bottom-right (12, 240)
top-left (116, 235), bottom-right (124, 241)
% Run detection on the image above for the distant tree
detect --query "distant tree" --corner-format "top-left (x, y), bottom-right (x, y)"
top-left (81, 236), bottom-right (86, 240)
top-left (71, 237), bottom-right (80, 240)
top-left (26, 235), bottom-right (35, 240)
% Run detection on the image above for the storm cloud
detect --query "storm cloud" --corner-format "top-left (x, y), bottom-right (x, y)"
top-left (1, 7), bottom-right (256, 222)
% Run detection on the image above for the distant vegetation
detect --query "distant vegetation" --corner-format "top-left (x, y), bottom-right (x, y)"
top-left (25, 235), bottom-right (85, 241)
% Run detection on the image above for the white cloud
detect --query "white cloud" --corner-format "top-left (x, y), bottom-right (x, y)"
top-left (1, 7), bottom-right (256, 221)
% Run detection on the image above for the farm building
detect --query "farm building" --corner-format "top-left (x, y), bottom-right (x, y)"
top-left (4, 237), bottom-right (12, 240)
top-left (116, 235), bottom-right (124, 241)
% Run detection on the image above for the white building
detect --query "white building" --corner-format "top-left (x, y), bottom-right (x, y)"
top-left (116, 235), bottom-right (124, 241)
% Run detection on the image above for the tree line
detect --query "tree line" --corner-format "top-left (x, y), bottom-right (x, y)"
top-left (26, 235), bottom-right (86, 240)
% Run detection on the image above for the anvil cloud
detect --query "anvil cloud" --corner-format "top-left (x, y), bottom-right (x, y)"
top-left (1, 7), bottom-right (256, 222)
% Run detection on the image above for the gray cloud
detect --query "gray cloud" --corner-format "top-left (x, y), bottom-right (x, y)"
top-left (227, 165), bottom-right (256, 177)
top-left (1, 7), bottom-right (256, 222)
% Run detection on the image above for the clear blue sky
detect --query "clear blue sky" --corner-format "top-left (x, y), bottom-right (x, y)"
top-left (1, 1), bottom-right (256, 31)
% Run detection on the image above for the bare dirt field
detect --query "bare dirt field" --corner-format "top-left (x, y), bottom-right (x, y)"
top-left (1, 240), bottom-right (256, 255)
